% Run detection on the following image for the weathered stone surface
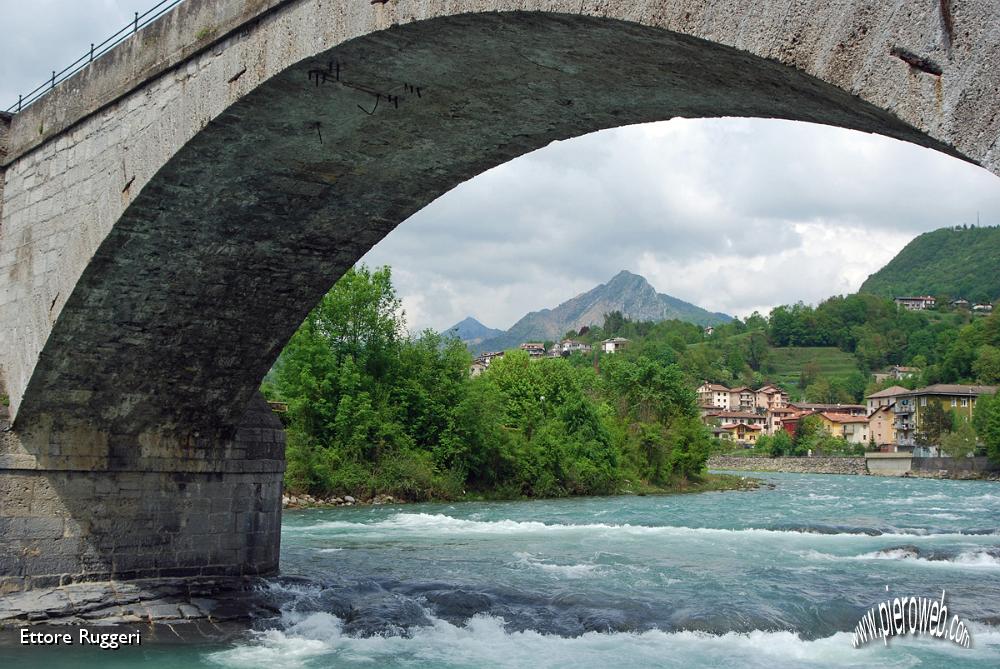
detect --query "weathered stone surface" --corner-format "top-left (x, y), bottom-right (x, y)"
top-left (0, 576), bottom-right (275, 627)
top-left (909, 455), bottom-right (1000, 479)
top-left (0, 395), bottom-right (283, 592)
top-left (709, 456), bottom-right (868, 475)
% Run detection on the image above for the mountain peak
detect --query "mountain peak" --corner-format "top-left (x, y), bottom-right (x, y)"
top-left (453, 316), bottom-right (489, 329)
top-left (464, 271), bottom-right (731, 352)
top-left (445, 316), bottom-right (503, 345)
top-left (607, 269), bottom-right (644, 284)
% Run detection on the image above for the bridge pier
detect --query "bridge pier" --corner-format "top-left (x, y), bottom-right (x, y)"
top-left (0, 395), bottom-right (284, 593)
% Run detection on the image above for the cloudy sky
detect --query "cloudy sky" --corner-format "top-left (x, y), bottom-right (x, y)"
top-left (5, 1), bottom-right (1000, 332)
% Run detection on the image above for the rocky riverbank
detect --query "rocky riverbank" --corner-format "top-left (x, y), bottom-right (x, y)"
top-left (0, 576), bottom-right (278, 630)
top-left (282, 492), bottom-right (401, 509)
top-left (904, 468), bottom-right (1000, 481)
top-left (708, 456), bottom-right (868, 475)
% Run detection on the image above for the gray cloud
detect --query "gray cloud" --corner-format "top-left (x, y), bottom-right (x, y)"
top-left (4, 4), bottom-right (1000, 334)
top-left (365, 118), bottom-right (1000, 331)
top-left (1, 0), bottom-right (152, 110)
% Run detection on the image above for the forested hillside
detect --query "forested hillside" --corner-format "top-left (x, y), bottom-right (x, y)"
top-left (860, 226), bottom-right (1000, 302)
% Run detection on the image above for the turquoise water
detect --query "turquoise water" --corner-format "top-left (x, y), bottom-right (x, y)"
top-left (5, 472), bottom-right (1000, 667)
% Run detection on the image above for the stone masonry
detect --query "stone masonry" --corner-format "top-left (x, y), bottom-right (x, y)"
top-left (0, 394), bottom-right (284, 593)
top-left (1, 0), bottom-right (999, 590)
top-left (709, 456), bottom-right (868, 475)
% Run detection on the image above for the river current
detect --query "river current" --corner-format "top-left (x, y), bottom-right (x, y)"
top-left (6, 471), bottom-right (1000, 667)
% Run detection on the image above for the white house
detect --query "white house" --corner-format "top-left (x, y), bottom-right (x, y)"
top-left (601, 337), bottom-right (629, 354)
top-left (697, 383), bottom-right (731, 410)
top-left (894, 296), bottom-right (936, 311)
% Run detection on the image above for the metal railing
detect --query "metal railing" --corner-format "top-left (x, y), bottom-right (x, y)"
top-left (5, 0), bottom-right (186, 114)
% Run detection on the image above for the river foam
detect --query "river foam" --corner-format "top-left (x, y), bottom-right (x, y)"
top-left (207, 610), bottom-right (1000, 669)
top-left (797, 546), bottom-right (1000, 569)
top-left (286, 512), bottom-right (998, 541)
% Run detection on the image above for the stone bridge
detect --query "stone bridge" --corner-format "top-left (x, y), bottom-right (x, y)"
top-left (1, 0), bottom-right (998, 592)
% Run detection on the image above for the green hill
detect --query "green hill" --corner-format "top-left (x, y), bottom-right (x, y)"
top-left (859, 226), bottom-right (1000, 303)
top-left (767, 346), bottom-right (859, 389)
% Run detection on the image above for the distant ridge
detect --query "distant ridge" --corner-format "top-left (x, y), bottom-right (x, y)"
top-left (451, 270), bottom-right (731, 353)
top-left (445, 317), bottom-right (504, 348)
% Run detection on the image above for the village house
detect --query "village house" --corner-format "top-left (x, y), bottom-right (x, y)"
top-left (755, 384), bottom-right (789, 411)
top-left (696, 382), bottom-right (791, 432)
top-left (702, 410), bottom-right (767, 431)
top-left (601, 337), bottom-right (629, 354)
top-left (697, 383), bottom-right (731, 410)
top-left (560, 339), bottom-right (592, 354)
top-left (469, 350), bottom-right (505, 376)
top-left (778, 410), bottom-right (870, 444)
top-left (868, 404), bottom-right (897, 450)
top-left (817, 412), bottom-right (870, 444)
top-left (788, 402), bottom-right (867, 416)
top-left (520, 342), bottom-right (545, 358)
top-left (871, 366), bottom-right (918, 383)
top-left (727, 386), bottom-right (757, 412)
top-left (894, 295), bottom-right (937, 311)
top-left (717, 422), bottom-right (761, 445)
top-left (973, 303), bottom-right (994, 313)
top-left (778, 411), bottom-right (810, 438)
top-left (766, 406), bottom-right (798, 435)
top-left (893, 384), bottom-right (998, 453)
top-left (872, 365), bottom-right (920, 383)
top-left (952, 298), bottom-right (971, 309)
top-left (865, 385), bottom-right (910, 415)
top-left (890, 365), bottom-right (919, 380)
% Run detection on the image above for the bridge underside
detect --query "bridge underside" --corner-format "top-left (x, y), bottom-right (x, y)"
top-left (9, 12), bottom-right (965, 436)
top-left (0, 10), bottom-right (992, 591)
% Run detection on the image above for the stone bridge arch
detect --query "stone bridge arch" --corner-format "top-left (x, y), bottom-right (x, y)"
top-left (1, 0), bottom-right (998, 590)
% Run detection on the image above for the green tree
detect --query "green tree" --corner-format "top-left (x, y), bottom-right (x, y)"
top-left (940, 418), bottom-right (977, 459)
top-left (916, 402), bottom-right (956, 449)
top-left (603, 310), bottom-right (627, 336)
top-left (792, 415), bottom-right (822, 455)
top-left (973, 393), bottom-right (1000, 464)
top-left (972, 345), bottom-right (1000, 384)
top-left (745, 331), bottom-right (771, 372)
top-left (799, 361), bottom-right (821, 391)
top-left (768, 430), bottom-right (793, 457)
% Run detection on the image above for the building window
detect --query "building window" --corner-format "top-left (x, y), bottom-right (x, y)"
top-left (920, 397), bottom-right (927, 406)
top-left (951, 398), bottom-right (957, 407)
top-left (961, 398), bottom-right (969, 407)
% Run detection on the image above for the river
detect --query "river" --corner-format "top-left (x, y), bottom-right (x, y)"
top-left (4, 472), bottom-right (1000, 667)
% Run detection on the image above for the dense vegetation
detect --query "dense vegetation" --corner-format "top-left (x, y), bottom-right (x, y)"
top-left (859, 225), bottom-right (1000, 303)
top-left (263, 266), bottom-right (718, 500)
top-left (973, 393), bottom-right (1000, 464)
top-left (618, 292), bottom-right (1000, 404)
top-left (264, 248), bottom-right (1000, 497)
top-left (564, 293), bottom-right (1000, 461)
